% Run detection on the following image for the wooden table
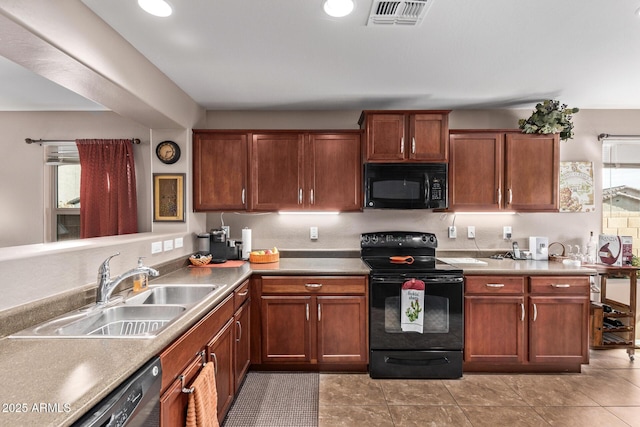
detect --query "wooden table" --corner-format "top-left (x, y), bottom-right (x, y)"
top-left (589, 264), bottom-right (639, 360)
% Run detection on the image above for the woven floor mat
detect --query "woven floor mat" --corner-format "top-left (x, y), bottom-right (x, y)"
top-left (222, 372), bottom-right (319, 427)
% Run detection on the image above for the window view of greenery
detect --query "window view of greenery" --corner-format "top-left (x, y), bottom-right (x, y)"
top-left (55, 164), bottom-right (80, 241)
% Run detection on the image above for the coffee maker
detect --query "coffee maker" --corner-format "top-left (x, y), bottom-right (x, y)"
top-left (210, 229), bottom-right (227, 263)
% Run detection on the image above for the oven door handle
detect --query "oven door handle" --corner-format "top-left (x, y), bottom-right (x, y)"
top-left (384, 356), bottom-right (450, 366)
top-left (371, 276), bottom-right (463, 283)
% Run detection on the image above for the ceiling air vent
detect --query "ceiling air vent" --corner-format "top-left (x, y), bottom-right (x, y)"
top-left (367, 0), bottom-right (433, 26)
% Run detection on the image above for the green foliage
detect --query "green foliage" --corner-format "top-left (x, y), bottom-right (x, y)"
top-left (518, 100), bottom-right (579, 141)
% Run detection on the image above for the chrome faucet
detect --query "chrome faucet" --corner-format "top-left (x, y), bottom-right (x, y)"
top-left (95, 253), bottom-right (159, 305)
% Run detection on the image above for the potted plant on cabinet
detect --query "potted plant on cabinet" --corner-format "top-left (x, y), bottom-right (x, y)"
top-left (518, 99), bottom-right (579, 141)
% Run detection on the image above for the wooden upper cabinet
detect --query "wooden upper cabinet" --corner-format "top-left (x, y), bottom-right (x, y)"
top-left (193, 131), bottom-right (248, 211)
top-left (306, 133), bottom-right (362, 211)
top-left (251, 133), bottom-right (304, 210)
top-left (251, 132), bottom-right (362, 211)
top-left (359, 110), bottom-right (450, 162)
top-left (449, 130), bottom-right (559, 212)
top-left (505, 133), bottom-right (559, 211)
top-left (449, 132), bottom-right (504, 211)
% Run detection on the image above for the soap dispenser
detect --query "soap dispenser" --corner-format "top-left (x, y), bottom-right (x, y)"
top-left (133, 257), bottom-right (149, 293)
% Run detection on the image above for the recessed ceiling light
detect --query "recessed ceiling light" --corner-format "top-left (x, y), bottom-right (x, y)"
top-left (323, 0), bottom-right (355, 18)
top-left (138, 0), bottom-right (173, 17)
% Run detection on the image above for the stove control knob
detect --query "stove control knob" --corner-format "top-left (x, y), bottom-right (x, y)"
top-left (421, 235), bottom-right (428, 243)
top-left (371, 235), bottom-right (379, 244)
top-left (361, 235), bottom-right (370, 244)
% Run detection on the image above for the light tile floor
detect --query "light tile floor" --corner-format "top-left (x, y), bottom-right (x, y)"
top-left (319, 349), bottom-right (640, 427)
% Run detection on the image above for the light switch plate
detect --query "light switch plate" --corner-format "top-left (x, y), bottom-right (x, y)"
top-left (174, 237), bottom-right (183, 248)
top-left (310, 226), bottom-right (318, 240)
top-left (151, 241), bottom-right (162, 254)
top-left (164, 239), bottom-right (174, 251)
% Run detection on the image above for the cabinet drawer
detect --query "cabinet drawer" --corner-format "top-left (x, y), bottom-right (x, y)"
top-left (529, 276), bottom-right (590, 294)
top-left (465, 276), bottom-right (524, 294)
top-left (234, 280), bottom-right (250, 310)
top-left (262, 276), bottom-right (366, 294)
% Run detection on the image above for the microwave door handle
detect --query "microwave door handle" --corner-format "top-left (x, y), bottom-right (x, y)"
top-left (424, 174), bottom-right (430, 204)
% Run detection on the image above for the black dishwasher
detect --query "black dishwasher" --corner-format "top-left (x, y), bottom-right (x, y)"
top-left (72, 356), bottom-right (162, 427)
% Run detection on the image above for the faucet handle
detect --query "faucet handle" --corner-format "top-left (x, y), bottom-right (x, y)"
top-left (98, 252), bottom-right (120, 275)
top-left (137, 256), bottom-right (146, 267)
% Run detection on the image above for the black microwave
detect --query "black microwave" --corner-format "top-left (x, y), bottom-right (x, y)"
top-left (363, 163), bottom-right (448, 209)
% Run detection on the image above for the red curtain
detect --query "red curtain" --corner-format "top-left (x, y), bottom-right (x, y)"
top-left (76, 139), bottom-right (138, 239)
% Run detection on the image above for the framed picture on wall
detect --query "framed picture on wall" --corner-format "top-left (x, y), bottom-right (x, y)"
top-left (559, 161), bottom-right (595, 212)
top-left (153, 173), bottom-right (185, 222)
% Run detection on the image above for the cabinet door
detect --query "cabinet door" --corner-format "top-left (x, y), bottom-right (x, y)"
top-left (365, 114), bottom-right (406, 161)
top-left (251, 133), bottom-right (304, 210)
top-left (409, 113), bottom-right (448, 161)
top-left (464, 295), bottom-right (526, 363)
top-left (317, 296), bottom-right (367, 363)
top-left (528, 295), bottom-right (590, 364)
top-left (160, 356), bottom-right (202, 427)
top-left (234, 299), bottom-right (251, 391)
top-left (193, 132), bottom-right (248, 211)
top-left (449, 132), bottom-right (504, 211)
top-left (261, 295), bottom-right (312, 363)
top-left (505, 133), bottom-right (559, 211)
top-left (206, 318), bottom-right (235, 423)
top-left (306, 133), bottom-right (361, 211)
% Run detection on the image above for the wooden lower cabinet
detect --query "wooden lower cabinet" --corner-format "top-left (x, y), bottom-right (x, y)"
top-left (207, 318), bottom-right (235, 420)
top-left (255, 275), bottom-right (368, 370)
top-left (159, 279), bottom-right (252, 426)
top-left (464, 275), bottom-right (590, 372)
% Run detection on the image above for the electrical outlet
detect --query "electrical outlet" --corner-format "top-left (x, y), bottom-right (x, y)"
top-left (448, 226), bottom-right (457, 239)
top-left (503, 226), bottom-right (512, 240)
top-left (310, 226), bottom-right (318, 240)
top-left (151, 241), bottom-right (162, 254)
top-left (468, 226), bottom-right (475, 239)
top-left (221, 226), bottom-right (230, 238)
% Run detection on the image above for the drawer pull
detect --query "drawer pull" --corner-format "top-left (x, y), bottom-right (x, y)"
top-left (486, 283), bottom-right (505, 288)
top-left (551, 284), bottom-right (571, 288)
top-left (305, 283), bottom-right (323, 289)
top-left (237, 290), bottom-right (249, 296)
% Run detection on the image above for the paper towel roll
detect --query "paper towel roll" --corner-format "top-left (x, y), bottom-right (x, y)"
top-left (242, 228), bottom-right (252, 259)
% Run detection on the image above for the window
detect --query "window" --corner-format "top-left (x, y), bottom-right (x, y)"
top-left (47, 144), bottom-right (80, 241)
top-left (601, 139), bottom-right (640, 257)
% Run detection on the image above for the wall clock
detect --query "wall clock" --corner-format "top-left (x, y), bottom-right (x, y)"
top-left (156, 140), bottom-right (180, 164)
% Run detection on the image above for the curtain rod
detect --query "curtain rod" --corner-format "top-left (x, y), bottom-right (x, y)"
top-left (598, 133), bottom-right (640, 141)
top-left (25, 138), bottom-right (141, 145)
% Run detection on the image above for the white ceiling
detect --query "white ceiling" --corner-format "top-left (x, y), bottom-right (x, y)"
top-left (3, 0), bottom-right (640, 112)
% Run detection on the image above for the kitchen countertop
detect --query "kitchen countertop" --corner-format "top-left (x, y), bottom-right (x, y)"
top-left (0, 256), bottom-right (594, 426)
top-left (0, 257), bottom-right (368, 426)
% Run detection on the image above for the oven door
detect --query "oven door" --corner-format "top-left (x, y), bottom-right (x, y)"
top-left (369, 274), bottom-right (463, 351)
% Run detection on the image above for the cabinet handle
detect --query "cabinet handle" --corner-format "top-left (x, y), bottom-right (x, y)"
top-left (241, 188), bottom-right (246, 205)
top-left (210, 352), bottom-right (218, 375)
top-left (310, 189), bottom-right (314, 205)
top-left (237, 290), bottom-right (249, 296)
top-left (401, 137), bottom-right (404, 154)
top-left (533, 303), bottom-right (537, 322)
top-left (552, 284), bottom-right (571, 288)
top-left (508, 188), bottom-right (513, 205)
top-left (520, 303), bottom-right (525, 321)
top-left (306, 303), bottom-right (309, 321)
top-left (486, 283), bottom-right (505, 288)
top-left (497, 187), bottom-right (502, 205)
top-left (305, 283), bottom-right (323, 289)
top-left (298, 188), bottom-right (303, 204)
top-left (236, 320), bottom-right (242, 342)
top-left (318, 304), bottom-right (322, 321)
top-left (412, 137), bottom-right (416, 154)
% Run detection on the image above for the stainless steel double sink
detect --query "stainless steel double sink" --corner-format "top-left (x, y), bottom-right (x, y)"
top-left (10, 284), bottom-right (224, 339)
